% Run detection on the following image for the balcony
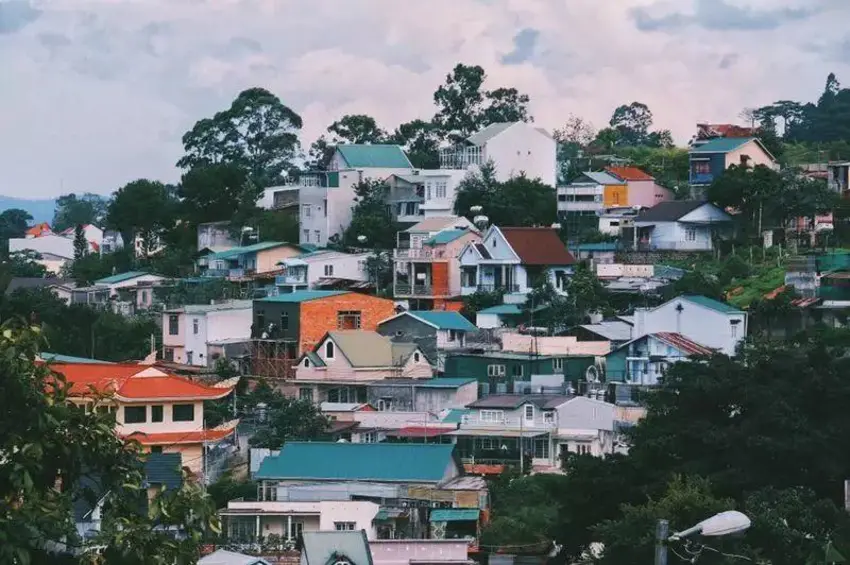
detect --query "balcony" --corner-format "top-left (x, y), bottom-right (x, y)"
top-left (394, 248), bottom-right (449, 260)
top-left (394, 283), bottom-right (460, 298)
top-left (689, 172), bottom-right (715, 185)
top-left (203, 268), bottom-right (229, 278)
top-left (559, 185), bottom-right (603, 196)
top-left (559, 201), bottom-right (604, 212)
top-left (440, 146), bottom-right (483, 169)
top-left (228, 268), bottom-right (255, 281)
top-left (475, 283), bottom-right (521, 293)
top-left (275, 273), bottom-right (308, 286)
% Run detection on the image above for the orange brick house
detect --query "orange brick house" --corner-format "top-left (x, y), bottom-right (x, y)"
top-left (49, 363), bottom-right (238, 478)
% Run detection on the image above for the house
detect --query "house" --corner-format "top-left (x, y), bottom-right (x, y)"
top-left (605, 332), bottom-right (714, 385)
top-left (442, 352), bottom-right (566, 395)
top-left (94, 271), bottom-right (169, 310)
top-left (604, 166), bottom-right (674, 208)
top-left (557, 171), bottom-right (625, 217)
top-left (448, 394), bottom-right (616, 469)
top-left (9, 233), bottom-right (75, 272)
top-left (301, 531), bottom-right (373, 565)
top-left (474, 303), bottom-right (549, 330)
top-left (199, 550), bottom-right (270, 565)
top-left (458, 226), bottom-right (576, 297)
top-left (633, 294), bottom-right (747, 355)
top-left (365, 377), bottom-right (478, 414)
top-left (52, 362), bottom-right (238, 476)
top-left (377, 310), bottom-right (478, 370)
top-left (252, 291), bottom-right (396, 359)
top-left (633, 201), bottom-right (733, 252)
top-left (276, 250), bottom-right (372, 294)
top-left (564, 320), bottom-right (634, 349)
top-left (300, 145), bottom-right (414, 246)
top-left (198, 221), bottom-right (239, 253)
top-left (260, 183), bottom-right (300, 210)
top-left (385, 170), bottom-right (469, 223)
top-left (439, 122), bottom-right (557, 187)
top-left (204, 241), bottom-right (306, 280)
top-left (370, 540), bottom-right (472, 565)
top-left (828, 161), bottom-right (850, 194)
top-left (162, 300), bottom-right (253, 366)
top-left (597, 208), bottom-right (642, 237)
top-left (219, 500), bottom-right (380, 545)
top-left (59, 224), bottom-right (104, 249)
top-left (289, 331), bottom-right (433, 404)
top-left (688, 137), bottom-right (778, 196)
top-left (26, 222), bottom-right (52, 238)
top-left (4, 276), bottom-right (69, 296)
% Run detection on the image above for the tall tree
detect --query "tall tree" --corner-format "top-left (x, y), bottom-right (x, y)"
top-left (107, 179), bottom-right (176, 255)
top-left (178, 87), bottom-right (303, 187)
top-left (52, 193), bottom-right (108, 232)
top-left (248, 381), bottom-right (330, 448)
top-left (609, 102), bottom-right (654, 146)
top-left (327, 114), bottom-right (386, 145)
top-left (454, 163), bottom-right (556, 228)
top-left (72, 224), bottom-right (87, 261)
top-left (177, 163), bottom-right (261, 228)
top-left (344, 179), bottom-right (399, 249)
top-left (389, 119), bottom-right (441, 169)
top-left (433, 63), bottom-right (532, 141)
top-left (0, 208), bottom-right (32, 257)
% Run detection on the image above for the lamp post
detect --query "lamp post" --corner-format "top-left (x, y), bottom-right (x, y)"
top-left (358, 235), bottom-right (380, 294)
top-left (655, 511), bottom-right (751, 565)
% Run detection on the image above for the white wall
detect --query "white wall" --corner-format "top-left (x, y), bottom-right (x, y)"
top-left (116, 400), bottom-right (203, 435)
top-left (10, 234), bottom-right (74, 259)
top-left (634, 296), bottom-right (746, 355)
top-left (206, 308), bottom-right (253, 343)
top-left (483, 123), bottom-right (557, 187)
top-left (554, 397), bottom-right (615, 433)
top-left (305, 252), bottom-right (369, 286)
top-left (475, 312), bottom-right (502, 329)
top-left (183, 314), bottom-right (208, 367)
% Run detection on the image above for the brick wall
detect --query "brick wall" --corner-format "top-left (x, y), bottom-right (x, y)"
top-left (298, 294), bottom-right (396, 354)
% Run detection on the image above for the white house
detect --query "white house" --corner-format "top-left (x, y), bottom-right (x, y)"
top-left (633, 294), bottom-right (747, 356)
top-left (299, 145), bottom-right (414, 246)
top-left (458, 226), bottom-right (576, 297)
top-left (439, 122), bottom-right (557, 187)
top-left (197, 221), bottom-right (239, 253)
top-left (93, 271), bottom-right (168, 307)
top-left (162, 300), bottom-right (253, 367)
top-left (386, 170), bottom-right (472, 222)
top-left (633, 201), bottom-right (733, 252)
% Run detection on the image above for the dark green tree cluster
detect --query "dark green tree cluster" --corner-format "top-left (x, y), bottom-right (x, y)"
top-left (246, 380), bottom-right (331, 449)
top-left (344, 179), bottom-right (399, 250)
top-left (52, 193), bottom-right (108, 232)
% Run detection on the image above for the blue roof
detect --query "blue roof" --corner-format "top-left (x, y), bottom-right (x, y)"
top-left (431, 508), bottom-right (480, 522)
top-left (336, 144), bottom-right (413, 169)
top-left (571, 242), bottom-right (618, 252)
top-left (94, 271), bottom-right (150, 284)
top-left (210, 241), bottom-right (300, 261)
top-left (478, 304), bottom-right (522, 315)
top-left (689, 137), bottom-right (755, 154)
top-left (41, 352), bottom-right (114, 364)
top-left (683, 295), bottom-right (744, 314)
top-left (255, 442), bottom-right (456, 482)
top-left (257, 290), bottom-right (350, 303)
top-left (415, 377), bottom-right (477, 388)
top-left (407, 311), bottom-right (477, 331)
top-left (441, 409), bottom-right (470, 424)
top-left (424, 230), bottom-right (469, 245)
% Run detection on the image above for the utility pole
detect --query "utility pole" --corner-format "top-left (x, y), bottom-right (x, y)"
top-left (655, 519), bottom-right (669, 565)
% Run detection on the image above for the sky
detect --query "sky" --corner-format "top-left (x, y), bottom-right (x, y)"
top-left (1, 0), bottom-right (849, 198)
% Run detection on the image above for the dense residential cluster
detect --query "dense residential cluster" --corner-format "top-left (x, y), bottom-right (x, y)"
top-left (8, 68), bottom-right (850, 564)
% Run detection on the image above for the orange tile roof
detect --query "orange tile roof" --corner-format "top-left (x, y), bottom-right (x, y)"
top-left (26, 222), bottom-right (53, 237)
top-left (653, 332), bottom-right (714, 356)
top-left (606, 166), bottom-right (655, 182)
top-left (49, 363), bottom-right (233, 401)
top-left (463, 463), bottom-right (506, 475)
top-left (123, 426), bottom-right (236, 445)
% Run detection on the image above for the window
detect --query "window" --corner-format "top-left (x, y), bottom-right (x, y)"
top-left (151, 405), bottom-right (163, 423)
top-left (289, 520), bottom-right (304, 540)
top-left (124, 406), bottom-right (146, 424)
top-left (304, 358), bottom-right (310, 368)
top-left (534, 437), bottom-right (549, 459)
top-left (435, 180), bottom-right (447, 199)
top-left (685, 227), bottom-right (697, 242)
top-left (480, 410), bottom-right (504, 423)
top-left (172, 404), bottom-right (195, 422)
top-left (377, 398), bottom-right (393, 411)
top-left (186, 352), bottom-right (193, 365)
top-left (414, 352), bottom-right (421, 362)
top-left (299, 387), bottom-right (314, 402)
top-left (558, 194), bottom-right (566, 202)
top-left (731, 323), bottom-right (738, 338)
top-left (337, 311), bottom-right (361, 330)
top-left (576, 443), bottom-right (591, 455)
top-left (334, 522), bottom-right (356, 531)
top-left (193, 318), bottom-right (199, 335)
top-left (324, 264), bottom-right (334, 277)
top-left (280, 313), bottom-right (289, 330)
top-left (487, 364), bottom-right (506, 377)
top-left (151, 446), bottom-right (163, 454)
top-left (168, 315), bottom-right (179, 336)
top-left (425, 181), bottom-right (433, 200)
top-left (524, 404), bottom-right (534, 420)
top-left (543, 411), bottom-right (555, 424)
top-left (315, 230), bottom-right (321, 243)
top-left (325, 340), bottom-right (335, 359)
top-left (511, 365), bottom-right (524, 378)
top-left (302, 204), bottom-right (312, 218)
top-left (164, 348), bottom-right (174, 362)
top-left (553, 358), bottom-right (564, 371)
top-left (303, 229), bottom-right (310, 243)
top-left (448, 330), bottom-right (457, 342)
top-left (693, 161), bottom-right (711, 174)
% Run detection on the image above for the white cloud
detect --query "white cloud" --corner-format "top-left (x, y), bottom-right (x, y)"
top-left (1, 0), bottom-right (849, 197)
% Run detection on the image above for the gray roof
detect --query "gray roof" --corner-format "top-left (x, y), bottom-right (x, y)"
top-left (165, 300), bottom-right (253, 314)
top-left (301, 531), bottom-right (373, 565)
top-left (467, 394), bottom-right (572, 410)
top-left (327, 331), bottom-right (420, 367)
top-left (579, 321), bottom-right (633, 342)
top-left (405, 217), bottom-right (471, 233)
top-left (580, 171), bottom-right (625, 185)
top-left (199, 549), bottom-right (270, 565)
top-left (5, 277), bottom-right (68, 295)
top-left (467, 122), bottom-right (516, 146)
top-left (636, 201), bottom-right (709, 222)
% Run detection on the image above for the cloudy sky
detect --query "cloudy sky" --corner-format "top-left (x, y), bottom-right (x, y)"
top-left (1, 0), bottom-right (849, 198)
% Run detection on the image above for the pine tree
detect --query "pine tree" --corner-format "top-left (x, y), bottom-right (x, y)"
top-left (73, 223), bottom-right (88, 260)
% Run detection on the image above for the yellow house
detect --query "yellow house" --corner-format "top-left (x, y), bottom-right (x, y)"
top-left (206, 241), bottom-right (305, 279)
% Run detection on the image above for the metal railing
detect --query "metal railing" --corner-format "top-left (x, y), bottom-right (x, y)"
top-left (394, 248), bottom-right (449, 260)
top-left (475, 283), bottom-right (521, 293)
top-left (393, 284), bottom-right (459, 297)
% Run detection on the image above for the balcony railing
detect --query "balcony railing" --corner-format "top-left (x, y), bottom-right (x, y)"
top-left (275, 274), bottom-right (308, 286)
top-left (394, 284), bottom-right (460, 298)
top-left (439, 146), bottom-right (484, 169)
top-left (228, 268), bottom-right (256, 280)
top-left (559, 201), bottom-right (604, 212)
top-left (474, 284), bottom-right (521, 293)
top-left (689, 172), bottom-right (714, 185)
top-left (394, 248), bottom-right (449, 260)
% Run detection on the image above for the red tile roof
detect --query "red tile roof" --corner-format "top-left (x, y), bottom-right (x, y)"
top-left (49, 363), bottom-right (234, 401)
top-left (463, 463), bottom-right (506, 475)
top-left (653, 332), bottom-right (714, 356)
top-left (123, 425), bottom-right (237, 445)
top-left (605, 166), bottom-right (655, 182)
top-left (26, 222), bottom-right (53, 237)
top-left (499, 228), bottom-right (576, 266)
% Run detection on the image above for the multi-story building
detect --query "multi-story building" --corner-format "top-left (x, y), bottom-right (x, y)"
top-left (54, 362), bottom-right (237, 477)
top-left (377, 310), bottom-right (478, 370)
top-left (688, 137), bottom-right (777, 198)
top-left (632, 201), bottom-right (733, 252)
top-left (277, 250), bottom-right (371, 294)
top-left (439, 122), bottom-right (557, 187)
top-left (386, 170), bottom-right (472, 224)
top-left (162, 300), bottom-right (253, 367)
top-left (557, 171), bottom-right (624, 217)
top-left (605, 332), bottom-right (714, 385)
top-left (202, 241), bottom-right (305, 280)
top-left (299, 145), bottom-right (414, 246)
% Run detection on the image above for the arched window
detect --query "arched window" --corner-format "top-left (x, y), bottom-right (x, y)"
top-left (326, 340), bottom-right (335, 359)
top-left (414, 352), bottom-right (420, 362)
top-left (304, 358), bottom-right (310, 368)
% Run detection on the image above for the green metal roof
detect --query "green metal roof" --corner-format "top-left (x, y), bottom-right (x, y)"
top-left (430, 508), bottom-right (480, 522)
top-left (254, 442), bottom-right (456, 482)
top-left (407, 311), bottom-right (477, 331)
top-left (40, 352), bottom-right (114, 365)
top-left (683, 295), bottom-right (744, 314)
top-left (304, 351), bottom-right (326, 367)
top-left (95, 271), bottom-right (150, 284)
top-left (478, 304), bottom-right (522, 315)
top-left (441, 408), bottom-right (470, 424)
top-left (571, 242), bottom-right (618, 252)
top-left (210, 241), bottom-right (299, 261)
top-left (415, 377), bottom-right (477, 388)
top-left (689, 137), bottom-right (754, 154)
top-left (336, 144), bottom-right (413, 169)
top-left (257, 290), bottom-right (350, 303)
top-left (424, 230), bottom-right (469, 245)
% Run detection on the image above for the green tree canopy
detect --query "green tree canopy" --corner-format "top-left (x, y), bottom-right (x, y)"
top-left (52, 193), bottom-right (108, 232)
top-left (177, 163), bottom-right (261, 228)
top-left (453, 163), bottom-right (556, 227)
top-left (388, 119), bottom-right (441, 169)
top-left (107, 179), bottom-right (177, 254)
top-left (248, 381), bottom-right (330, 448)
top-left (343, 179), bottom-right (399, 249)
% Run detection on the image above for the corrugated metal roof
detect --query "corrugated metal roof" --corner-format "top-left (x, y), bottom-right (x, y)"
top-left (254, 442), bottom-right (456, 482)
top-left (500, 227), bottom-right (576, 266)
top-left (467, 394), bottom-right (572, 409)
top-left (336, 144), bottom-right (413, 169)
top-left (580, 171), bottom-right (625, 185)
top-left (683, 295), bottom-right (744, 314)
top-left (257, 290), bottom-right (350, 303)
top-left (653, 332), bottom-right (714, 356)
top-left (425, 230), bottom-right (469, 245)
top-left (95, 271), bottom-right (151, 284)
top-left (406, 217), bottom-right (471, 233)
top-left (406, 310), bottom-right (477, 331)
top-left (605, 166), bottom-right (654, 181)
top-left (431, 508), bottom-right (480, 522)
top-left (327, 331), bottom-right (419, 367)
top-left (689, 137), bottom-right (755, 154)
top-left (636, 201), bottom-right (707, 222)
top-left (40, 352), bottom-right (114, 365)
top-left (467, 122), bottom-right (515, 146)
top-left (579, 321), bottom-right (633, 341)
top-left (478, 304), bottom-right (522, 315)
top-left (441, 408), bottom-right (470, 424)
top-left (210, 241), bottom-right (301, 260)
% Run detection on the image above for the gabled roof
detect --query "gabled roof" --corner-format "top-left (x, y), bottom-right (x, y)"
top-left (371, 377), bottom-right (476, 389)
top-left (682, 295), bottom-right (744, 314)
top-left (95, 271), bottom-right (154, 285)
top-left (199, 549), bottom-right (270, 565)
top-left (382, 310), bottom-right (477, 332)
top-left (689, 137), bottom-right (774, 159)
top-left (301, 531), bottom-right (373, 565)
top-left (477, 304), bottom-right (522, 315)
top-left (425, 229), bottom-right (470, 245)
top-left (652, 332), bottom-right (714, 356)
top-left (499, 227), bottom-right (576, 266)
top-left (473, 243), bottom-right (492, 259)
top-left (5, 277), bottom-right (68, 295)
top-left (254, 442), bottom-right (456, 482)
top-left (335, 144), bottom-right (413, 169)
top-left (26, 222), bottom-right (53, 237)
top-left (578, 320), bottom-right (633, 342)
top-left (210, 241), bottom-right (303, 261)
top-left (257, 290), bottom-right (350, 303)
top-left (635, 201), bottom-right (708, 222)
top-left (467, 122), bottom-right (516, 146)
top-left (606, 166), bottom-right (655, 182)
top-left (39, 352), bottom-right (114, 365)
top-left (405, 216), bottom-right (472, 233)
top-left (577, 171), bottom-right (625, 185)
top-left (467, 394), bottom-right (573, 410)
top-left (124, 422), bottom-right (238, 445)
top-left (322, 331), bottom-right (422, 367)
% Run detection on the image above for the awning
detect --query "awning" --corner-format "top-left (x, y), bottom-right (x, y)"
top-left (430, 508), bottom-right (480, 522)
top-left (446, 429), bottom-right (547, 438)
top-left (277, 258), bottom-right (307, 267)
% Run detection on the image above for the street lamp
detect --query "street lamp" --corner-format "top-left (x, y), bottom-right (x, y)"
top-left (656, 511), bottom-right (751, 565)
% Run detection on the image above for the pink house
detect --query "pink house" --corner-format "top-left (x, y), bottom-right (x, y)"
top-left (370, 539), bottom-right (471, 565)
top-left (605, 166), bottom-right (673, 208)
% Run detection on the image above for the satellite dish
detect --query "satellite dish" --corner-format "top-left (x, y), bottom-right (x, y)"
top-left (585, 365), bottom-right (599, 383)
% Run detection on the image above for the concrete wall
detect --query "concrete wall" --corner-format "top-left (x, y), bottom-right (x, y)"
top-left (501, 333), bottom-right (610, 356)
top-left (484, 123), bottom-right (557, 187)
top-left (116, 400), bottom-right (204, 436)
top-left (370, 540), bottom-right (469, 565)
top-left (597, 264), bottom-right (655, 278)
top-left (725, 140), bottom-right (777, 170)
top-left (634, 296), bottom-right (746, 355)
top-left (305, 252), bottom-right (370, 286)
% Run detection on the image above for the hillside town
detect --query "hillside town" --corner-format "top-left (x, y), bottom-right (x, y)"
top-left (5, 39), bottom-right (850, 565)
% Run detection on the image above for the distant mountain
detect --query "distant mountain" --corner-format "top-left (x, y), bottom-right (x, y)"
top-left (0, 196), bottom-right (56, 224)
